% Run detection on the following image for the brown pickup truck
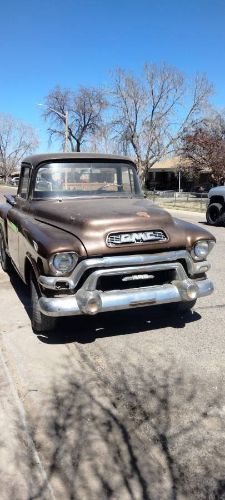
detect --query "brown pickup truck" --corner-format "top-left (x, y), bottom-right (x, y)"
top-left (0, 153), bottom-right (215, 334)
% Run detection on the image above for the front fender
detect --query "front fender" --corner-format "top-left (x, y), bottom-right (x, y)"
top-left (19, 217), bottom-right (87, 280)
top-left (173, 218), bottom-right (216, 249)
top-left (0, 202), bottom-right (12, 247)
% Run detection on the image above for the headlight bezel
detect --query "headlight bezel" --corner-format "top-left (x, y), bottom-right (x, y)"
top-left (49, 251), bottom-right (78, 276)
top-left (191, 240), bottom-right (215, 261)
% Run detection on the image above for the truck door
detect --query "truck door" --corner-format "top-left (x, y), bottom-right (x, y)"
top-left (7, 166), bottom-right (31, 269)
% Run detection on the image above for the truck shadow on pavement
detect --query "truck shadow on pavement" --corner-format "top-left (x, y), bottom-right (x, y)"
top-left (43, 306), bottom-right (201, 345)
top-left (9, 268), bottom-right (202, 345)
top-left (4, 348), bottom-right (225, 500)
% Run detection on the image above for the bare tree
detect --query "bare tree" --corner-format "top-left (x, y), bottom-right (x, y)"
top-left (0, 113), bottom-right (39, 179)
top-left (87, 124), bottom-right (119, 154)
top-left (42, 85), bottom-right (107, 152)
top-left (179, 112), bottom-right (225, 185)
top-left (110, 64), bottom-right (213, 184)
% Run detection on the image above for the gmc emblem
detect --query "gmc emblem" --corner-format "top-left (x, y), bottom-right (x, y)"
top-left (106, 230), bottom-right (168, 246)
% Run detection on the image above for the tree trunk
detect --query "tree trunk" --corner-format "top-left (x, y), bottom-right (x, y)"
top-left (138, 161), bottom-right (148, 189)
top-left (68, 136), bottom-right (76, 152)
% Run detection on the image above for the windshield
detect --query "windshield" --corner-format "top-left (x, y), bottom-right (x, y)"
top-left (33, 162), bottom-right (142, 198)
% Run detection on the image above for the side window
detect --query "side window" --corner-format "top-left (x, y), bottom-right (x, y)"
top-left (18, 167), bottom-right (31, 199)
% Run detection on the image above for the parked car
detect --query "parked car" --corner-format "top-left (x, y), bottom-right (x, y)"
top-left (9, 176), bottom-right (20, 186)
top-left (206, 186), bottom-right (225, 225)
top-left (0, 153), bottom-right (215, 334)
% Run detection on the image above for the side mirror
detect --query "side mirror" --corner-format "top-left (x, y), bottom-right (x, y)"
top-left (5, 194), bottom-right (16, 207)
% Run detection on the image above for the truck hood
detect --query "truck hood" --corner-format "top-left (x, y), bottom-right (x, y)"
top-left (30, 197), bottom-right (214, 256)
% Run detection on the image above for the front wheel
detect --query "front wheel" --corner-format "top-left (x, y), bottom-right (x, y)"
top-left (30, 274), bottom-right (57, 334)
top-left (177, 299), bottom-right (197, 312)
top-left (168, 299), bottom-right (197, 315)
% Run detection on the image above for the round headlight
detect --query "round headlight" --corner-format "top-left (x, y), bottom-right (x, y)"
top-left (49, 252), bottom-right (78, 275)
top-left (192, 240), bottom-right (214, 260)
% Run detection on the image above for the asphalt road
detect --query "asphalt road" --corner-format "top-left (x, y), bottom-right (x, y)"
top-left (0, 191), bottom-right (225, 499)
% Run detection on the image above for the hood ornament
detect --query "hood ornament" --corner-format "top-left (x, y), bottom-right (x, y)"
top-left (106, 230), bottom-right (168, 247)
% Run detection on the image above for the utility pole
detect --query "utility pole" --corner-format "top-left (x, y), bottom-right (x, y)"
top-left (178, 170), bottom-right (181, 193)
top-left (64, 111), bottom-right (68, 153)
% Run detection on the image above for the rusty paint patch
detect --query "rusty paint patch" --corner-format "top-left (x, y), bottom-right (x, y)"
top-left (136, 211), bottom-right (151, 218)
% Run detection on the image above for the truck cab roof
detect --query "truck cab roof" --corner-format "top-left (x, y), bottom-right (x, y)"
top-left (22, 153), bottom-right (135, 169)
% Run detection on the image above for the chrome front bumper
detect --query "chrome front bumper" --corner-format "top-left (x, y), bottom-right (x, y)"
top-left (38, 250), bottom-right (213, 317)
top-left (39, 278), bottom-right (213, 317)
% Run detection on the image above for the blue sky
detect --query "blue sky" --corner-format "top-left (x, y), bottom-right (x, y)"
top-left (1, 0), bottom-right (225, 151)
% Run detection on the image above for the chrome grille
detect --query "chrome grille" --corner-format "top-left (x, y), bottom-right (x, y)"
top-left (106, 230), bottom-right (168, 247)
top-left (98, 269), bottom-right (175, 291)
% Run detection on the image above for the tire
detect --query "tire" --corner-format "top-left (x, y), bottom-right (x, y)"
top-left (0, 230), bottom-right (11, 273)
top-left (30, 273), bottom-right (57, 334)
top-left (177, 299), bottom-right (197, 312)
top-left (206, 202), bottom-right (224, 225)
top-left (168, 299), bottom-right (197, 315)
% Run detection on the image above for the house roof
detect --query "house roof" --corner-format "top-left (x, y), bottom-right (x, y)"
top-left (150, 157), bottom-right (183, 172)
top-left (150, 157), bottom-right (211, 174)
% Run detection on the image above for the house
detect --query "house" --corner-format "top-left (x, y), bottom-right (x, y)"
top-left (146, 157), bottom-right (211, 191)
